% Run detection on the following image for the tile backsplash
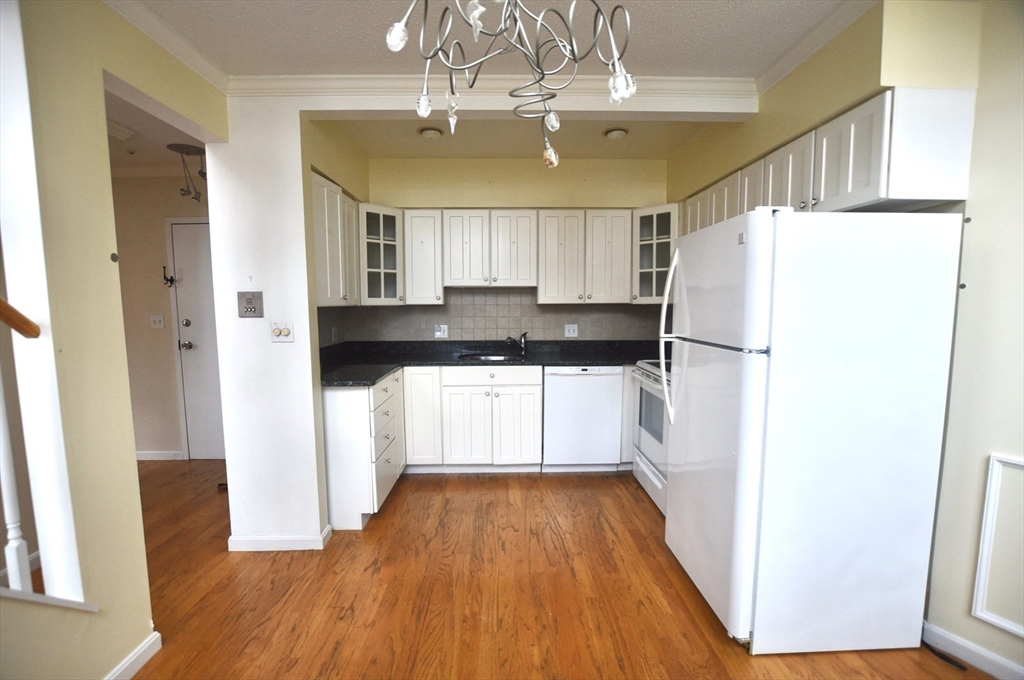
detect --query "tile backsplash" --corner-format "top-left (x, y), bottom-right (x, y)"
top-left (318, 288), bottom-right (660, 345)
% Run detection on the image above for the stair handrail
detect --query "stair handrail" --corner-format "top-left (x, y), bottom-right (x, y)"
top-left (0, 298), bottom-right (40, 338)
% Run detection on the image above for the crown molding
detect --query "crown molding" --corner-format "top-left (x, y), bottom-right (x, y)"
top-left (756, 0), bottom-right (878, 95)
top-left (104, 0), bottom-right (230, 93)
top-left (227, 75), bottom-right (758, 120)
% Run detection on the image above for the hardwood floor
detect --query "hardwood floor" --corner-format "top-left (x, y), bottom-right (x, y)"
top-left (135, 461), bottom-right (987, 679)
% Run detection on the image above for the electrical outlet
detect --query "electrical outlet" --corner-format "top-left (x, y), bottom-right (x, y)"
top-left (564, 323), bottom-right (578, 338)
top-left (150, 315), bottom-right (164, 329)
top-left (271, 321), bottom-right (294, 343)
top-left (434, 324), bottom-right (448, 339)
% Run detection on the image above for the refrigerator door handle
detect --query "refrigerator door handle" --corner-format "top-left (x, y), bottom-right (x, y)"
top-left (659, 247), bottom-right (680, 341)
top-left (659, 249), bottom-right (680, 424)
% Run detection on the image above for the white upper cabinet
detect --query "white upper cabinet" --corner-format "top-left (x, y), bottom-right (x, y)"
top-left (585, 209), bottom-right (632, 303)
top-left (813, 89), bottom-right (976, 211)
top-left (813, 91), bottom-right (890, 213)
top-left (443, 210), bottom-right (536, 287)
top-left (537, 210), bottom-right (586, 304)
top-left (404, 210), bottom-right (444, 305)
top-left (443, 209), bottom-right (490, 287)
top-left (739, 159), bottom-right (765, 213)
top-left (359, 203), bottom-right (404, 305)
top-left (764, 131), bottom-right (815, 212)
top-left (491, 210), bottom-right (537, 286)
top-left (709, 172), bottom-right (741, 226)
top-left (632, 203), bottom-right (679, 304)
top-left (684, 190), bottom-right (709, 234)
top-left (312, 173), bottom-right (358, 307)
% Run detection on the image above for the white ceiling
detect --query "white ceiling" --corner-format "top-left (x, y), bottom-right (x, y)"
top-left (139, 0), bottom-right (846, 79)
top-left (107, 0), bottom-right (873, 165)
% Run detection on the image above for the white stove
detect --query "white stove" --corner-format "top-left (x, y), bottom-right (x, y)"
top-left (630, 359), bottom-right (669, 514)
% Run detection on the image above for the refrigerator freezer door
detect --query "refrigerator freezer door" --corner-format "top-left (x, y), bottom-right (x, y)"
top-left (665, 339), bottom-right (768, 641)
top-left (672, 207), bottom-right (778, 351)
top-left (749, 211), bottom-right (962, 654)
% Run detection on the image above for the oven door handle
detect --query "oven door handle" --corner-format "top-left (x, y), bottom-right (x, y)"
top-left (660, 249), bottom-right (680, 425)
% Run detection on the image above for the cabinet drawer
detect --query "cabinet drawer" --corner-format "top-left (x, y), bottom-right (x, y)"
top-left (371, 439), bottom-right (401, 512)
top-left (371, 415), bottom-right (399, 461)
top-left (371, 397), bottom-right (400, 435)
top-left (370, 369), bottom-right (402, 410)
top-left (441, 365), bottom-right (542, 386)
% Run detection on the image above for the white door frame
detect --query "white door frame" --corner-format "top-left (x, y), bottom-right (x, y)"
top-left (165, 217), bottom-right (212, 460)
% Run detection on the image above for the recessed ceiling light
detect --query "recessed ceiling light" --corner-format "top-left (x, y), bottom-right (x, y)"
top-left (418, 127), bottom-right (443, 140)
top-left (604, 128), bottom-right (629, 141)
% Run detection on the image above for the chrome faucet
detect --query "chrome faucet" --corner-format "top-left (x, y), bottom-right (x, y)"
top-left (506, 331), bottom-right (527, 357)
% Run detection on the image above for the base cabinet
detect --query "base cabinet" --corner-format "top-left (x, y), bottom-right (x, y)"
top-left (438, 366), bottom-right (543, 467)
top-left (323, 369), bottom-right (405, 529)
top-left (404, 366), bottom-right (443, 465)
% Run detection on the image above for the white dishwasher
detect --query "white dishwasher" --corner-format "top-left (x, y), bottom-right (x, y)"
top-left (542, 366), bottom-right (623, 471)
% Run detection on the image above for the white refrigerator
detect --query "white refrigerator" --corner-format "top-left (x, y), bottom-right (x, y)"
top-left (658, 207), bottom-right (961, 654)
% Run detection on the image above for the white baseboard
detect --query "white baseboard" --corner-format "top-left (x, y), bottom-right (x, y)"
top-left (404, 464), bottom-right (542, 474)
top-left (922, 622), bottom-right (1024, 680)
top-left (136, 450), bottom-right (185, 461)
top-left (104, 631), bottom-right (162, 680)
top-left (0, 550), bottom-right (40, 587)
top-left (228, 528), bottom-right (330, 552)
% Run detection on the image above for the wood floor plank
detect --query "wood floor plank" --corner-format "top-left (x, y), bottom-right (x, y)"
top-left (134, 463), bottom-right (991, 680)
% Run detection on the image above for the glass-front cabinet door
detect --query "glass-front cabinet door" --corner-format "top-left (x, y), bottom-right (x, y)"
top-left (632, 203), bottom-right (679, 304)
top-left (359, 203), bottom-right (404, 305)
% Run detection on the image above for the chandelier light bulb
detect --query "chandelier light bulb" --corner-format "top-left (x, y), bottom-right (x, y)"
top-left (609, 70), bottom-right (631, 104)
top-left (467, 0), bottom-right (486, 41)
top-left (386, 22), bottom-right (409, 52)
top-left (447, 92), bottom-right (459, 134)
top-left (542, 140), bottom-right (559, 169)
top-left (544, 110), bottom-right (560, 132)
top-left (416, 94), bottom-right (432, 118)
top-left (192, 191), bottom-right (202, 203)
top-left (180, 187), bottom-right (191, 197)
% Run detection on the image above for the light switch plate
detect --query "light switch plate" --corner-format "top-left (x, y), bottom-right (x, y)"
top-left (238, 291), bottom-right (264, 318)
top-left (434, 324), bottom-right (448, 339)
top-left (564, 323), bottom-right (578, 338)
top-left (271, 321), bottom-right (294, 343)
top-left (150, 315), bottom-right (164, 329)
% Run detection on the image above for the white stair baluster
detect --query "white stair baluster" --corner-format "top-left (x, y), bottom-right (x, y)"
top-left (0, 368), bottom-right (31, 591)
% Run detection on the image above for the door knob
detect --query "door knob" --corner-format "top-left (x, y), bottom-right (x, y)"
top-left (181, 319), bottom-right (191, 327)
top-left (180, 341), bottom-right (193, 350)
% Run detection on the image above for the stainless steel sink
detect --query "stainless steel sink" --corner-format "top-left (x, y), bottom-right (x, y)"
top-left (457, 353), bottom-right (521, 361)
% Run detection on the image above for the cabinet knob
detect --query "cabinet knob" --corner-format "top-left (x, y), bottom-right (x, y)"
top-left (384, 387), bottom-right (389, 393)
top-left (399, 296), bottom-right (404, 301)
top-left (492, 277), bottom-right (497, 282)
top-left (811, 198), bottom-right (819, 206)
top-left (343, 295), bottom-right (348, 300)
top-left (385, 434), bottom-right (391, 440)
top-left (799, 201), bottom-right (807, 209)
top-left (632, 295), bottom-right (637, 300)
top-left (385, 411), bottom-right (390, 417)
top-left (578, 295), bottom-right (583, 300)
top-left (489, 373), bottom-right (495, 378)
top-left (587, 294), bottom-right (592, 299)
top-left (387, 458), bottom-right (392, 464)
top-left (436, 296), bottom-right (441, 300)
top-left (395, 375), bottom-right (399, 382)
top-left (494, 392), bottom-right (499, 398)
top-left (485, 391), bottom-right (490, 397)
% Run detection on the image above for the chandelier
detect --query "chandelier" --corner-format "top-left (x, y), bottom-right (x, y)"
top-left (386, 0), bottom-right (635, 167)
top-left (167, 143), bottom-right (206, 203)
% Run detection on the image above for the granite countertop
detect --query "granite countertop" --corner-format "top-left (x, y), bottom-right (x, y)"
top-left (320, 340), bottom-right (660, 386)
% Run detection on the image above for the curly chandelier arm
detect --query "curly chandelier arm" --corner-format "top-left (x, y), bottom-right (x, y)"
top-left (386, 0), bottom-right (636, 168)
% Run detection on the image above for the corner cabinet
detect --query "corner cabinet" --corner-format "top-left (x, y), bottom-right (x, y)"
top-left (311, 173), bottom-right (358, 306)
top-left (404, 210), bottom-right (444, 305)
top-left (359, 203), bottom-right (404, 305)
top-left (403, 366), bottom-right (443, 465)
top-left (632, 203), bottom-right (678, 304)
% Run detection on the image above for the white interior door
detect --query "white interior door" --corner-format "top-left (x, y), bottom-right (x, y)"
top-left (171, 221), bottom-right (225, 460)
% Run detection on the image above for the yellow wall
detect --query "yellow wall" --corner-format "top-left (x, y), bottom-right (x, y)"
top-left (369, 158), bottom-right (666, 208)
top-left (667, 4), bottom-right (884, 201)
top-left (1, 2), bottom-right (228, 678)
top-left (112, 176), bottom-right (209, 456)
top-left (880, 0), bottom-right (983, 89)
top-left (926, 0), bottom-right (1024, 666)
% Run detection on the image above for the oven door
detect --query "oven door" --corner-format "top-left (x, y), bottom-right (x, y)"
top-left (632, 369), bottom-right (668, 478)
